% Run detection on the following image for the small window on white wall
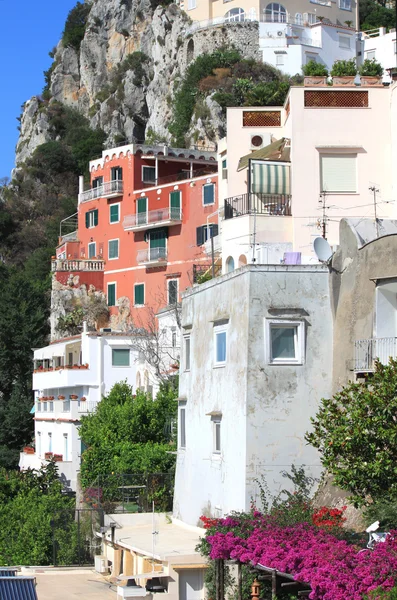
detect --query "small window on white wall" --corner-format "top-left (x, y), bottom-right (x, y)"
top-left (276, 54), bottom-right (284, 66)
top-left (226, 256), bottom-right (235, 273)
top-left (184, 335), bottom-right (191, 371)
top-left (339, 35), bottom-right (351, 49)
top-left (188, 0), bottom-right (196, 9)
top-left (179, 405), bottom-right (186, 448)
top-left (267, 320), bottom-right (305, 364)
top-left (214, 323), bottom-right (228, 366)
top-left (213, 418), bottom-right (221, 454)
top-left (366, 50), bottom-right (376, 60)
top-left (320, 154), bottom-right (357, 193)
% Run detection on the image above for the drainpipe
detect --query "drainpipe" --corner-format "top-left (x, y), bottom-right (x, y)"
top-left (78, 176), bottom-right (84, 205)
top-left (155, 157), bottom-right (158, 186)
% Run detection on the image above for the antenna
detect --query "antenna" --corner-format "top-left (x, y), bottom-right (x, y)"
top-left (251, 208), bottom-right (257, 263)
top-left (319, 191), bottom-right (328, 239)
top-left (369, 184), bottom-right (380, 238)
top-left (313, 236), bottom-right (333, 262)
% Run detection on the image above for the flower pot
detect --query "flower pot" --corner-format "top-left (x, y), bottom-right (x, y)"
top-left (80, 397), bottom-right (86, 402)
top-left (360, 75), bottom-right (383, 87)
top-left (332, 76), bottom-right (355, 86)
top-left (70, 395), bottom-right (78, 400)
top-left (58, 395), bottom-right (65, 400)
top-left (53, 454), bottom-right (63, 462)
top-left (24, 446), bottom-right (35, 454)
top-left (304, 76), bottom-right (328, 87)
top-left (45, 452), bottom-right (53, 459)
top-left (48, 396), bottom-right (54, 401)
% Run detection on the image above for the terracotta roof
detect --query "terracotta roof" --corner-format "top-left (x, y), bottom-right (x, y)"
top-left (238, 138), bottom-right (291, 171)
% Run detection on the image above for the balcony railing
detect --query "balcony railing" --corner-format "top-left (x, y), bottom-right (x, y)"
top-left (80, 180), bottom-right (124, 203)
top-left (224, 193), bottom-right (292, 219)
top-left (52, 259), bottom-right (105, 272)
top-left (78, 401), bottom-right (98, 413)
top-left (123, 207), bottom-right (182, 231)
top-left (137, 247), bottom-right (167, 266)
top-left (355, 337), bottom-right (397, 371)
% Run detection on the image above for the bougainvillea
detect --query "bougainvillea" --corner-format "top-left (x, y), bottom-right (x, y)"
top-left (200, 512), bottom-right (397, 600)
top-left (312, 506), bottom-right (347, 529)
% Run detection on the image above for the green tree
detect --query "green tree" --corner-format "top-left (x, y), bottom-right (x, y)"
top-left (360, 0), bottom-right (395, 30)
top-left (62, 1), bottom-right (91, 52)
top-left (306, 359), bottom-right (397, 507)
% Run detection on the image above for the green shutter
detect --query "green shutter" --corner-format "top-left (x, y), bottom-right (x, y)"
top-left (252, 163), bottom-right (290, 195)
top-left (94, 209), bottom-right (98, 226)
top-left (85, 212), bottom-right (90, 228)
top-left (109, 240), bottom-right (119, 259)
top-left (112, 349), bottom-right (130, 366)
top-left (170, 191), bottom-right (181, 219)
top-left (134, 284), bottom-right (145, 306)
top-left (137, 197), bottom-right (147, 225)
top-left (203, 184), bottom-right (214, 205)
top-left (150, 230), bottom-right (166, 249)
top-left (110, 204), bottom-right (119, 223)
top-left (108, 284), bottom-right (116, 306)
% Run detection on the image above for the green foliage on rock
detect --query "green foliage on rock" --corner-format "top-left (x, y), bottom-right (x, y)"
top-left (306, 359), bottom-right (397, 507)
top-left (79, 381), bottom-right (178, 487)
top-left (62, 1), bottom-right (91, 52)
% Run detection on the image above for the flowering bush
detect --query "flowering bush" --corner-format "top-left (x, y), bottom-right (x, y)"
top-left (201, 511), bottom-right (397, 600)
top-left (312, 506), bottom-right (347, 529)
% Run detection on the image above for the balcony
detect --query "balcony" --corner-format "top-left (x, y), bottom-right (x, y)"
top-left (52, 258), bottom-right (105, 272)
top-left (355, 337), bottom-right (397, 372)
top-left (123, 207), bottom-right (182, 232)
top-left (78, 400), bottom-right (99, 413)
top-left (33, 366), bottom-right (94, 390)
top-left (137, 247), bottom-right (167, 267)
top-left (79, 180), bottom-right (124, 203)
top-left (224, 193), bottom-right (292, 219)
top-left (139, 167), bottom-right (217, 189)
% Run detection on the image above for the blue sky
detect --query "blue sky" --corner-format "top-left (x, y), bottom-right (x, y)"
top-left (0, 0), bottom-right (78, 177)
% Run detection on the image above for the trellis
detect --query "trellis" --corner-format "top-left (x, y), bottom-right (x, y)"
top-left (243, 111), bottom-right (282, 127)
top-left (304, 90), bottom-right (369, 108)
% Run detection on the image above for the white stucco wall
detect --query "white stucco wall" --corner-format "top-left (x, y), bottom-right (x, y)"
top-left (173, 264), bottom-right (333, 526)
top-left (361, 28), bottom-right (396, 79)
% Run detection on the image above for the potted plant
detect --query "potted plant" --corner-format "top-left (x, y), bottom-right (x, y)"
top-left (359, 58), bottom-right (383, 86)
top-left (45, 452), bottom-right (53, 460)
top-left (331, 59), bottom-right (357, 85)
top-left (70, 394), bottom-right (78, 400)
top-left (344, 20), bottom-right (353, 27)
top-left (23, 446), bottom-right (35, 454)
top-left (302, 60), bottom-right (329, 86)
top-left (80, 396), bottom-right (87, 402)
top-left (58, 394), bottom-right (65, 400)
top-left (53, 454), bottom-right (63, 462)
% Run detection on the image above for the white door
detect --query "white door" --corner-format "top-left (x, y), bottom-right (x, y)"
top-left (179, 570), bottom-right (204, 600)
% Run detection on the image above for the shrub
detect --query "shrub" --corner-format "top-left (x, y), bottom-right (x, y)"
top-left (302, 60), bottom-right (328, 77)
top-left (330, 58), bottom-right (357, 77)
top-left (359, 58), bottom-right (384, 77)
top-left (62, 2), bottom-right (91, 52)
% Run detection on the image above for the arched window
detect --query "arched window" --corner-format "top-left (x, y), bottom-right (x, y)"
top-left (224, 7), bottom-right (246, 22)
top-left (295, 12), bottom-right (303, 25)
top-left (264, 3), bottom-right (286, 22)
top-left (226, 256), bottom-right (235, 273)
top-left (238, 254), bottom-right (247, 267)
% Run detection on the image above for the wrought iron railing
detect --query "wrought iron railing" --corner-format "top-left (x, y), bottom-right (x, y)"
top-left (123, 207), bottom-right (182, 230)
top-left (52, 259), bottom-right (105, 272)
top-left (224, 193), bottom-right (292, 219)
top-left (137, 247), bottom-right (168, 264)
top-left (355, 337), bottom-right (397, 371)
top-left (80, 180), bottom-right (123, 203)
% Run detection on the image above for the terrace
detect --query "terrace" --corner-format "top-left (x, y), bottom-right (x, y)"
top-left (224, 193), bottom-right (292, 219)
top-left (79, 180), bottom-right (124, 204)
top-left (355, 337), bottom-right (397, 372)
top-left (123, 207), bottom-right (182, 232)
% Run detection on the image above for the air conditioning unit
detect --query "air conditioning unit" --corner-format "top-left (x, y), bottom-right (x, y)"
top-left (95, 555), bottom-right (109, 575)
top-left (277, 30), bottom-right (284, 36)
top-left (100, 327), bottom-right (112, 333)
top-left (251, 135), bottom-right (264, 150)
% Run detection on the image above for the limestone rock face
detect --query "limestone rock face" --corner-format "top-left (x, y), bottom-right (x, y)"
top-left (15, 0), bottom-right (260, 166)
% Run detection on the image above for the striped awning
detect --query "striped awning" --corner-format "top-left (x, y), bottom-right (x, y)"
top-left (251, 162), bottom-right (290, 195)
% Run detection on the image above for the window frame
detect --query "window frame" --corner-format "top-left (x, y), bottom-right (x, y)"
top-left (86, 209), bottom-right (98, 229)
top-left (339, 0), bottom-right (351, 10)
top-left (168, 279), bottom-right (179, 306)
top-left (266, 319), bottom-right (305, 365)
top-left (108, 238), bottom-right (119, 260)
top-left (142, 165), bottom-right (156, 184)
top-left (109, 202), bottom-right (120, 224)
top-left (339, 35), bottom-right (351, 48)
top-left (107, 282), bottom-right (117, 307)
top-left (187, 0), bottom-right (196, 10)
top-left (214, 323), bottom-right (228, 367)
top-left (320, 153), bottom-right (357, 194)
top-left (203, 183), bottom-right (215, 206)
top-left (88, 242), bottom-right (96, 259)
top-left (134, 283), bottom-right (145, 307)
top-left (112, 348), bottom-right (131, 367)
top-left (213, 419), bottom-right (221, 454)
top-left (366, 50), bottom-right (376, 61)
top-left (184, 335), bottom-right (191, 371)
top-left (63, 433), bottom-right (68, 461)
top-left (179, 405), bottom-right (186, 449)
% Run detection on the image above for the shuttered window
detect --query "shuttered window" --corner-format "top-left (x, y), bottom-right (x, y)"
top-left (108, 239), bottom-right (119, 259)
top-left (320, 154), bottom-right (357, 193)
top-left (170, 191), bottom-right (181, 218)
top-left (196, 223), bottom-right (219, 246)
top-left (112, 349), bottom-right (130, 367)
top-left (134, 283), bottom-right (145, 306)
top-left (110, 204), bottom-right (120, 223)
top-left (251, 163), bottom-right (290, 195)
top-left (107, 283), bottom-right (116, 307)
top-left (203, 183), bottom-right (215, 205)
top-left (339, 35), bottom-right (351, 48)
top-left (85, 209), bottom-right (98, 228)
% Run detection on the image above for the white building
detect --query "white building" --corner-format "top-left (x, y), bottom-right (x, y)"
top-left (19, 326), bottom-right (149, 491)
top-left (360, 27), bottom-right (397, 81)
top-left (173, 263), bottom-right (333, 526)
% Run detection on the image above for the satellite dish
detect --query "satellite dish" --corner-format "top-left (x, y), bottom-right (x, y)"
top-left (366, 521), bottom-right (380, 533)
top-left (313, 237), bottom-right (333, 262)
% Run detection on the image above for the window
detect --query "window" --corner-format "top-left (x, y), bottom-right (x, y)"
top-left (92, 176), bottom-right (103, 189)
top-left (307, 12), bottom-right (319, 24)
top-left (295, 12), bottom-right (303, 24)
top-left (366, 50), bottom-right (376, 60)
top-left (226, 256), bottom-right (235, 273)
top-left (213, 419), bottom-right (221, 454)
top-left (43, 402), bottom-right (47, 412)
top-left (339, 0), bottom-right (351, 9)
top-left (179, 406), bottom-right (186, 448)
top-left (88, 242), bottom-right (96, 259)
top-left (222, 159), bottom-right (227, 180)
top-left (48, 433), bottom-right (52, 453)
top-left (107, 283), bottom-right (116, 307)
top-left (306, 53), bottom-right (317, 64)
top-left (339, 35), bottom-right (351, 48)
top-left (224, 7), bottom-right (245, 21)
top-left (214, 324), bottom-right (227, 366)
top-left (187, 0), bottom-right (196, 9)
top-left (203, 183), bottom-right (215, 205)
top-left (111, 166), bottom-right (123, 181)
top-left (63, 400), bottom-right (70, 412)
top-left (134, 283), bottom-right (145, 306)
top-left (112, 348), bottom-right (130, 367)
top-left (168, 279), bottom-right (178, 305)
top-left (172, 331), bottom-right (177, 347)
top-left (320, 154), bottom-right (357, 193)
top-left (148, 229), bottom-right (167, 261)
top-left (267, 320), bottom-right (305, 364)
top-left (49, 401), bottom-right (54, 412)
top-left (264, 3), bottom-right (286, 22)
top-left (64, 433), bottom-right (68, 461)
top-left (108, 239), bottom-right (119, 260)
top-left (170, 191), bottom-right (181, 219)
top-left (37, 402), bottom-right (41, 413)
top-left (196, 223), bottom-right (219, 246)
top-left (142, 166), bottom-right (156, 183)
top-left (110, 203), bottom-right (120, 224)
top-left (85, 209), bottom-right (98, 229)
top-left (184, 335), bottom-right (191, 371)
top-left (276, 54), bottom-right (285, 66)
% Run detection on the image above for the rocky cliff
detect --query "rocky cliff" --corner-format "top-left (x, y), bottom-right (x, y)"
top-left (16, 0), bottom-right (260, 165)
